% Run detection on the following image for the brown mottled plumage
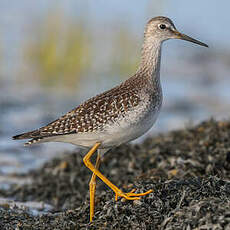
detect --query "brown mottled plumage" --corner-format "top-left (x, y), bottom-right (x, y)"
top-left (16, 80), bottom-right (141, 140)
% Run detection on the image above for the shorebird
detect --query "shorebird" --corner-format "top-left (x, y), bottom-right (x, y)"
top-left (13, 16), bottom-right (208, 222)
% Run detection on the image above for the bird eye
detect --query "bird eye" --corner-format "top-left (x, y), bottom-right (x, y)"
top-left (159, 24), bottom-right (166, 30)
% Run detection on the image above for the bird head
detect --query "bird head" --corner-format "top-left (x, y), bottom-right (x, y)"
top-left (145, 16), bottom-right (208, 47)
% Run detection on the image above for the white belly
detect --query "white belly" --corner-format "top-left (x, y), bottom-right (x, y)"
top-left (101, 105), bottom-right (161, 147)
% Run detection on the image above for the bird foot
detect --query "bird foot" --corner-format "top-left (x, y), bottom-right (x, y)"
top-left (115, 188), bottom-right (153, 201)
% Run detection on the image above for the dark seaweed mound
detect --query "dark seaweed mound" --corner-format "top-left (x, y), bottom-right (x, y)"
top-left (1, 119), bottom-right (230, 229)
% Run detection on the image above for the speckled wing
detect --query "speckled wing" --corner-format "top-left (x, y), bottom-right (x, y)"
top-left (13, 82), bottom-right (141, 143)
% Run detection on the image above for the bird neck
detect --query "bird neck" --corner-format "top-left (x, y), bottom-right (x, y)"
top-left (138, 39), bottom-right (162, 83)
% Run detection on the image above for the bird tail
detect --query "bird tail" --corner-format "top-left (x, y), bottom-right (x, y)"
top-left (12, 130), bottom-right (40, 140)
top-left (12, 130), bottom-right (43, 146)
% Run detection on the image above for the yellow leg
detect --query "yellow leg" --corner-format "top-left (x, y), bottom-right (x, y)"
top-left (89, 152), bottom-right (101, 222)
top-left (83, 143), bottom-right (153, 222)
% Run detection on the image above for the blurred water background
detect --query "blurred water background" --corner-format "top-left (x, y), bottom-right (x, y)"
top-left (0, 0), bottom-right (230, 182)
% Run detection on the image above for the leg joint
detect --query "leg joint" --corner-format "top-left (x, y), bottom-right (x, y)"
top-left (83, 156), bottom-right (90, 167)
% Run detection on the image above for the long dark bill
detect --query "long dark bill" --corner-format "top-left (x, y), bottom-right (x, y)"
top-left (174, 31), bottom-right (208, 48)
